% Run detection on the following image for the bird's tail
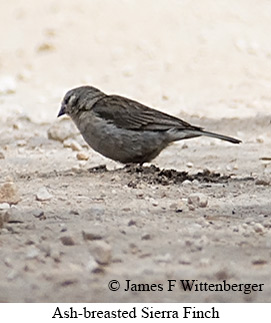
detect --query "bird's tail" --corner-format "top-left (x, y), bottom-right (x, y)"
top-left (168, 128), bottom-right (241, 144)
top-left (196, 130), bottom-right (241, 144)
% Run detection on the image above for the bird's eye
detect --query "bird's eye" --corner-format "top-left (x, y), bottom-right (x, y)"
top-left (67, 94), bottom-right (78, 106)
top-left (64, 93), bottom-right (72, 105)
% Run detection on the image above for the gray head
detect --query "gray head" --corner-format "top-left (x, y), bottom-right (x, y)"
top-left (58, 85), bottom-right (105, 118)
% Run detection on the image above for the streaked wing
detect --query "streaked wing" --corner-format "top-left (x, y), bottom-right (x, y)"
top-left (92, 95), bottom-right (201, 131)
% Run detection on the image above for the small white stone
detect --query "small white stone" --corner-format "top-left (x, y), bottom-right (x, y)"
top-left (0, 76), bottom-right (17, 94)
top-left (149, 198), bottom-right (158, 206)
top-left (0, 203), bottom-right (10, 210)
top-left (47, 121), bottom-right (78, 142)
top-left (92, 241), bottom-right (112, 265)
top-left (244, 217), bottom-right (253, 224)
top-left (25, 247), bottom-right (40, 259)
top-left (36, 187), bottom-right (52, 201)
top-left (70, 141), bottom-right (82, 151)
top-left (254, 223), bottom-right (264, 233)
top-left (226, 165), bottom-right (232, 171)
top-left (182, 180), bottom-right (192, 186)
top-left (188, 193), bottom-right (208, 208)
top-left (154, 253), bottom-right (172, 263)
top-left (86, 255), bottom-right (100, 272)
top-left (256, 136), bottom-right (264, 143)
top-left (186, 162), bottom-right (193, 168)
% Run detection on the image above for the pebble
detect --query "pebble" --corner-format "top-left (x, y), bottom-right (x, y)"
top-left (186, 162), bottom-right (193, 168)
top-left (192, 179), bottom-right (200, 186)
top-left (63, 139), bottom-right (82, 151)
top-left (226, 165), bottom-right (232, 171)
top-left (36, 187), bottom-right (52, 201)
top-left (141, 233), bottom-right (152, 240)
top-left (244, 217), bottom-right (254, 224)
top-left (76, 152), bottom-right (89, 161)
top-left (0, 182), bottom-right (21, 204)
top-left (60, 236), bottom-right (76, 246)
top-left (71, 165), bottom-right (81, 172)
top-left (187, 193), bottom-right (208, 208)
top-left (82, 231), bottom-right (103, 241)
top-left (37, 42), bottom-right (55, 52)
top-left (0, 203), bottom-right (10, 209)
top-left (154, 253), bottom-right (172, 263)
top-left (86, 255), bottom-right (101, 273)
top-left (253, 223), bottom-right (265, 233)
top-left (0, 151), bottom-right (5, 159)
top-left (256, 136), bottom-right (264, 143)
top-left (0, 76), bottom-right (16, 94)
top-left (182, 180), bottom-right (192, 186)
top-left (47, 121), bottom-right (77, 142)
top-left (128, 219), bottom-right (136, 226)
top-left (32, 209), bottom-right (45, 219)
top-left (149, 198), bottom-right (158, 206)
top-left (92, 241), bottom-right (112, 265)
top-left (171, 201), bottom-right (185, 213)
top-left (242, 223), bottom-right (249, 229)
top-left (25, 247), bottom-right (40, 259)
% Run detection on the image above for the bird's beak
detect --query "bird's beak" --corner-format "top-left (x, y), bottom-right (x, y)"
top-left (57, 104), bottom-right (66, 117)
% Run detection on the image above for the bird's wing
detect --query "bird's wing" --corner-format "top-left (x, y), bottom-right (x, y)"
top-left (92, 95), bottom-right (201, 131)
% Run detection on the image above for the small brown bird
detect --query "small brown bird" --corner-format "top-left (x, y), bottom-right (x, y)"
top-left (58, 86), bottom-right (241, 164)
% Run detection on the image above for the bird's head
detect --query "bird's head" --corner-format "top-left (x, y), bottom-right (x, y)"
top-left (58, 86), bottom-right (104, 118)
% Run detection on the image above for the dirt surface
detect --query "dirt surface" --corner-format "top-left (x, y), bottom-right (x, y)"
top-left (1, 0), bottom-right (271, 303)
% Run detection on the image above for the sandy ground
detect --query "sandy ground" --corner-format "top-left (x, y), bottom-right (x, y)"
top-left (0, 0), bottom-right (271, 302)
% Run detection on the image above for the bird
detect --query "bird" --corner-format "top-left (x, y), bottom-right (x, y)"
top-left (58, 85), bottom-right (241, 164)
